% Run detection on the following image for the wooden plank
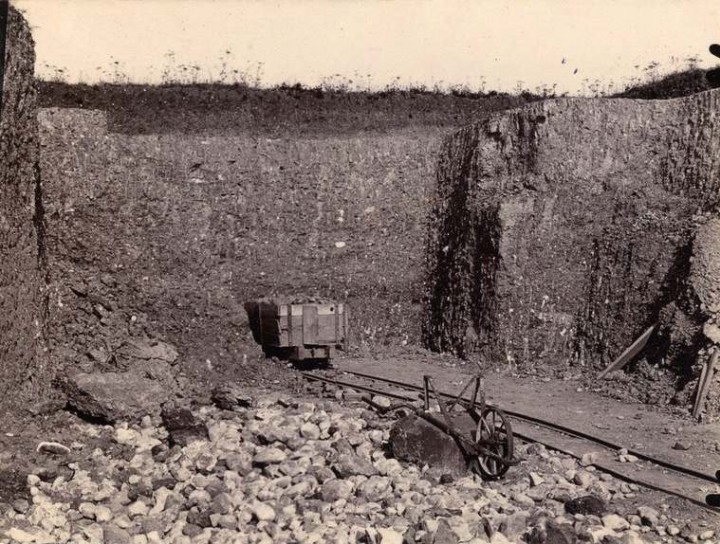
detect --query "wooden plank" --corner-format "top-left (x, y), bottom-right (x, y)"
top-left (598, 324), bottom-right (656, 379)
top-left (693, 350), bottom-right (718, 419)
top-left (316, 314), bottom-right (338, 344)
top-left (302, 305), bottom-right (318, 345)
top-left (693, 358), bottom-right (710, 419)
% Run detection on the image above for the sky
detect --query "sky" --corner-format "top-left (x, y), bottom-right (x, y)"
top-left (12, 0), bottom-right (720, 95)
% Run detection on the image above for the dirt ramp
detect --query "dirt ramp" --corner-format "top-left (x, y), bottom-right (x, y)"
top-left (0, 8), bottom-right (46, 402)
top-left (423, 91), bottom-right (720, 377)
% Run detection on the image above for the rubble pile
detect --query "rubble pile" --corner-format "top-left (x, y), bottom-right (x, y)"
top-left (0, 393), bottom-right (711, 544)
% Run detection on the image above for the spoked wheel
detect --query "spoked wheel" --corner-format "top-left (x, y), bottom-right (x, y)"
top-left (470, 406), bottom-right (514, 479)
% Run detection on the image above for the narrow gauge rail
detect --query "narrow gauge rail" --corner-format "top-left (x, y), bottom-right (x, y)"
top-left (300, 370), bottom-right (720, 512)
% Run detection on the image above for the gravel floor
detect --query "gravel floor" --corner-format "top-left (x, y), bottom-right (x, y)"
top-left (0, 391), bottom-right (716, 544)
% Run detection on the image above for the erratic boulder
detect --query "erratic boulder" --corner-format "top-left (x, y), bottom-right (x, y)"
top-left (389, 415), bottom-right (468, 476)
top-left (63, 372), bottom-right (170, 423)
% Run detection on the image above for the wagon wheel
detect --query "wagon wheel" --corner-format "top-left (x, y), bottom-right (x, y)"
top-left (471, 406), bottom-right (514, 479)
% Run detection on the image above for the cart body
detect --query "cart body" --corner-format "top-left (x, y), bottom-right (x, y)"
top-left (245, 298), bottom-right (348, 361)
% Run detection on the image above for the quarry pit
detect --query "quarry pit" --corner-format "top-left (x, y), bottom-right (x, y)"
top-left (0, 7), bottom-right (719, 543)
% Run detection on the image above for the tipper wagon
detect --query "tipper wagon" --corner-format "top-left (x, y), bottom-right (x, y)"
top-left (244, 297), bottom-right (348, 362)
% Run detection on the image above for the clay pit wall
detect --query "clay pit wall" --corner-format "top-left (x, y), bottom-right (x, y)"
top-left (0, 7), bottom-right (46, 403)
top-left (38, 108), bottom-right (452, 377)
top-left (423, 90), bottom-right (720, 380)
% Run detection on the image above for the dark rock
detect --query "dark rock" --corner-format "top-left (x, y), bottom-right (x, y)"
top-left (312, 466), bottom-right (336, 484)
top-left (547, 523), bottom-right (576, 544)
top-left (152, 477), bottom-right (177, 491)
top-left (440, 474), bottom-right (454, 484)
top-left (62, 371), bottom-right (170, 423)
top-left (141, 516), bottom-right (165, 534)
top-left (210, 493), bottom-right (233, 515)
top-left (564, 495), bottom-right (606, 516)
top-left (182, 523), bottom-right (204, 538)
top-left (186, 508), bottom-right (212, 528)
top-left (672, 441), bottom-right (691, 451)
top-left (211, 384), bottom-right (253, 410)
top-left (161, 407), bottom-right (209, 447)
top-left (527, 520), bottom-right (576, 544)
top-left (151, 444), bottom-right (169, 462)
top-left (332, 453), bottom-right (378, 478)
top-left (0, 469), bottom-right (30, 502)
top-left (204, 480), bottom-right (229, 498)
top-left (127, 480), bottom-right (153, 502)
top-left (11, 499), bottom-right (29, 514)
top-left (103, 526), bottom-right (132, 544)
top-left (35, 467), bottom-right (60, 482)
top-left (331, 438), bottom-right (354, 456)
top-left (389, 415), bottom-right (468, 476)
top-left (429, 518), bottom-right (459, 544)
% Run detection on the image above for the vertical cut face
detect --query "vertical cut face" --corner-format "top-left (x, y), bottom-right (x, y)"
top-left (423, 91), bottom-right (720, 374)
top-left (0, 7), bottom-right (45, 402)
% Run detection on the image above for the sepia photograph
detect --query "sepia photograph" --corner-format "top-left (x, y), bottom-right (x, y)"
top-left (0, 0), bottom-right (719, 542)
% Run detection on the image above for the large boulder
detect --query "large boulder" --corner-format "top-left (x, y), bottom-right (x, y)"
top-left (63, 371), bottom-right (171, 423)
top-left (389, 415), bottom-right (468, 476)
top-left (423, 91), bottom-right (720, 380)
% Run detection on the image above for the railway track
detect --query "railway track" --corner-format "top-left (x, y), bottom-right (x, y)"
top-left (300, 369), bottom-right (720, 512)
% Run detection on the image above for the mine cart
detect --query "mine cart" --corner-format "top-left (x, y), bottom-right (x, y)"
top-left (365, 374), bottom-right (516, 479)
top-left (244, 298), bottom-right (348, 362)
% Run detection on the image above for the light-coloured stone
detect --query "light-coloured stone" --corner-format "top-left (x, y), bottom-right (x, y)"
top-left (603, 514), bottom-right (630, 531)
top-left (620, 531), bottom-right (646, 544)
top-left (574, 471), bottom-right (593, 488)
top-left (5, 527), bottom-right (54, 544)
top-left (253, 447), bottom-right (287, 466)
top-left (252, 502), bottom-right (276, 522)
top-left (490, 532), bottom-right (512, 544)
top-left (127, 501), bottom-right (149, 518)
top-left (377, 528), bottom-right (404, 544)
top-left (580, 452), bottom-right (599, 466)
top-left (321, 479), bottom-right (354, 502)
top-left (529, 472), bottom-right (544, 487)
top-left (300, 422), bottom-right (321, 440)
top-left (637, 506), bottom-right (660, 527)
top-left (359, 476), bottom-right (391, 502)
top-left (95, 505), bottom-right (113, 523)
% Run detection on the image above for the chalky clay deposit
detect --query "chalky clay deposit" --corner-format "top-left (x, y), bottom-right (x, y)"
top-left (423, 91), bottom-right (720, 389)
top-left (0, 7), bottom-right (46, 403)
